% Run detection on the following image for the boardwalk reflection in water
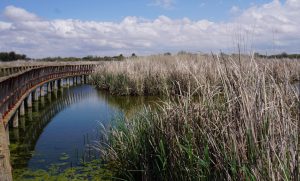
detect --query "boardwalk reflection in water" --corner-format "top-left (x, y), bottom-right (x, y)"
top-left (9, 85), bottom-right (157, 172)
top-left (10, 85), bottom-right (104, 170)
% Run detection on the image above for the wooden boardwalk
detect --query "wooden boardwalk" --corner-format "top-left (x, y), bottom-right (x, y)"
top-left (0, 64), bottom-right (96, 180)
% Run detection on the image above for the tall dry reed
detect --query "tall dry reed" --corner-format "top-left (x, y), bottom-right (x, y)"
top-left (91, 54), bottom-right (299, 96)
top-left (94, 54), bottom-right (300, 180)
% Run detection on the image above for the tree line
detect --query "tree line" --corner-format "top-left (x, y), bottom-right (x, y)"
top-left (0, 52), bottom-right (28, 61)
top-left (38, 54), bottom-right (137, 62)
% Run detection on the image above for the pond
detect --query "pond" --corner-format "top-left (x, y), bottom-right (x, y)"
top-left (9, 84), bottom-right (158, 176)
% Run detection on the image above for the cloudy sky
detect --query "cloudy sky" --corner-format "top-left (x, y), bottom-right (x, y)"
top-left (0, 0), bottom-right (299, 58)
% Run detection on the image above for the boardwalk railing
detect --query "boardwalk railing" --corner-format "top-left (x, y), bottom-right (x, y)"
top-left (0, 66), bottom-right (43, 77)
top-left (0, 64), bottom-right (95, 122)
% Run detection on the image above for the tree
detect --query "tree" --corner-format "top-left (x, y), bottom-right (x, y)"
top-left (115, 54), bottom-right (124, 61)
top-left (8, 51), bottom-right (16, 60)
top-left (280, 52), bottom-right (288, 58)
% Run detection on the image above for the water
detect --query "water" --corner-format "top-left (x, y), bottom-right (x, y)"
top-left (9, 84), bottom-right (158, 173)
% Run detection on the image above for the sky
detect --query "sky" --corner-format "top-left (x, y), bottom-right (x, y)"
top-left (0, 0), bottom-right (299, 58)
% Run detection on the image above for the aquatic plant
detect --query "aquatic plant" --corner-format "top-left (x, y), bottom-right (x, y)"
top-left (13, 160), bottom-right (112, 181)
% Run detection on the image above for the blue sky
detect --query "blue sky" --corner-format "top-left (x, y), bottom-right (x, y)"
top-left (0, 0), bottom-right (274, 22)
top-left (0, 0), bottom-right (299, 57)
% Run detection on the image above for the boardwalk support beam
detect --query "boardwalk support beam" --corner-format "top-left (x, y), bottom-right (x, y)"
top-left (19, 101), bottom-right (25, 116)
top-left (33, 89), bottom-right (39, 101)
top-left (47, 82), bottom-right (52, 93)
top-left (12, 111), bottom-right (19, 128)
top-left (26, 93), bottom-right (32, 108)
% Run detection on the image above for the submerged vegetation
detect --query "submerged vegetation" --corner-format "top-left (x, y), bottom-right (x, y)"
top-left (92, 54), bottom-right (300, 180)
top-left (13, 160), bottom-right (112, 181)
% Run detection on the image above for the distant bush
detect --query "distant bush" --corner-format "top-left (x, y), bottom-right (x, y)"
top-left (254, 52), bottom-right (300, 59)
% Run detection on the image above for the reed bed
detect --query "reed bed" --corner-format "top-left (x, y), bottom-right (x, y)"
top-left (93, 54), bottom-right (300, 180)
top-left (91, 54), bottom-right (299, 96)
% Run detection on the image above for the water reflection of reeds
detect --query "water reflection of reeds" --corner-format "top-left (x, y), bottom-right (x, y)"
top-left (97, 90), bottom-right (161, 119)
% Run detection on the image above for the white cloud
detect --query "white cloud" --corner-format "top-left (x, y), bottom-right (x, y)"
top-left (0, 21), bottom-right (12, 30)
top-left (0, 1), bottom-right (299, 58)
top-left (4, 5), bottom-right (39, 22)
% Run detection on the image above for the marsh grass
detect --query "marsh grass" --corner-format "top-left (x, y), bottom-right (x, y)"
top-left (93, 54), bottom-right (300, 180)
top-left (91, 54), bottom-right (299, 96)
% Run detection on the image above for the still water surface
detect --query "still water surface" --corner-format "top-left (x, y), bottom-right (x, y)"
top-left (9, 84), bottom-right (157, 173)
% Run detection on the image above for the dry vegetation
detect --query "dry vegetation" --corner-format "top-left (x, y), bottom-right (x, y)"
top-left (92, 54), bottom-right (299, 96)
top-left (93, 54), bottom-right (300, 180)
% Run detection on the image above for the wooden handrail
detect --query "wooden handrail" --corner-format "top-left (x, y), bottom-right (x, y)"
top-left (0, 64), bottom-right (96, 119)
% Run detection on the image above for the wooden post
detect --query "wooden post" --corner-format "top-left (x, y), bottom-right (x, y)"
top-left (7, 68), bottom-right (11, 75)
top-left (59, 79), bottom-right (64, 87)
top-left (86, 75), bottom-right (90, 84)
top-left (77, 76), bottom-right (81, 84)
top-left (19, 101), bottom-right (25, 116)
top-left (82, 75), bottom-right (85, 84)
top-left (40, 86), bottom-right (45, 97)
top-left (33, 89), bottom-right (39, 100)
top-left (53, 80), bottom-right (58, 90)
top-left (26, 93), bottom-right (32, 107)
top-left (47, 82), bottom-right (52, 93)
top-left (0, 69), bottom-right (4, 76)
top-left (89, 75), bottom-right (91, 83)
top-left (12, 111), bottom-right (19, 128)
top-left (0, 113), bottom-right (13, 181)
top-left (69, 78), bottom-right (73, 86)
top-left (66, 78), bottom-right (70, 87)
top-left (73, 77), bottom-right (77, 85)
